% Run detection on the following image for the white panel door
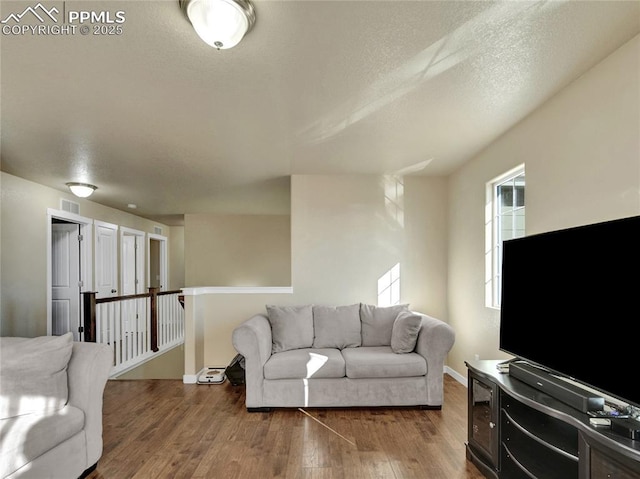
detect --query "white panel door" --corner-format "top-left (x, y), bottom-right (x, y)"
top-left (95, 221), bottom-right (118, 298)
top-left (122, 234), bottom-right (137, 295)
top-left (121, 228), bottom-right (146, 295)
top-left (51, 223), bottom-right (81, 340)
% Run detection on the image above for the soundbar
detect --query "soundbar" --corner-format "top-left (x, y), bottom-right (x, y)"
top-left (509, 362), bottom-right (604, 413)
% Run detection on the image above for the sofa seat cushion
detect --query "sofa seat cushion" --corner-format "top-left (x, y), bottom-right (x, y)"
top-left (341, 346), bottom-right (427, 379)
top-left (0, 405), bottom-right (84, 478)
top-left (264, 348), bottom-right (346, 380)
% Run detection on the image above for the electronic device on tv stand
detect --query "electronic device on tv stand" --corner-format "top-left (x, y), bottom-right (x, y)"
top-left (610, 417), bottom-right (640, 440)
top-left (508, 361), bottom-right (604, 413)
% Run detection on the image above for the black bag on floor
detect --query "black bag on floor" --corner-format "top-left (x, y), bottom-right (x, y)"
top-left (225, 354), bottom-right (245, 386)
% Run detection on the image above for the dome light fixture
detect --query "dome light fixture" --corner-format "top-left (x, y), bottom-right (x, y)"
top-left (66, 182), bottom-right (97, 198)
top-left (180, 0), bottom-right (256, 50)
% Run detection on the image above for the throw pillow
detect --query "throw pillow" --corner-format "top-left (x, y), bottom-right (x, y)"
top-left (391, 311), bottom-right (423, 353)
top-left (312, 304), bottom-right (361, 349)
top-left (360, 303), bottom-right (409, 346)
top-left (0, 332), bottom-right (74, 419)
top-left (266, 305), bottom-right (314, 353)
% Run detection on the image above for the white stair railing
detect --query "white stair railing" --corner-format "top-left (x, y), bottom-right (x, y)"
top-left (84, 289), bottom-right (184, 376)
top-left (157, 292), bottom-right (184, 350)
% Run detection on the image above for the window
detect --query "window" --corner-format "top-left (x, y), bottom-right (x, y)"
top-left (378, 263), bottom-right (400, 306)
top-left (383, 176), bottom-right (404, 227)
top-left (485, 165), bottom-right (525, 308)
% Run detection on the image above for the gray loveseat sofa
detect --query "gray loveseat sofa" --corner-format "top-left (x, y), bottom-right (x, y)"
top-left (0, 333), bottom-right (113, 479)
top-left (232, 303), bottom-right (455, 411)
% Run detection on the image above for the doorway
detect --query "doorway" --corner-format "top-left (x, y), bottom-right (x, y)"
top-left (148, 233), bottom-right (168, 291)
top-left (47, 209), bottom-right (93, 340)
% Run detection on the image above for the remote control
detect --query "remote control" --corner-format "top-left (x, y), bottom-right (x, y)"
top-left (587, 409), bottom-right (629, 419)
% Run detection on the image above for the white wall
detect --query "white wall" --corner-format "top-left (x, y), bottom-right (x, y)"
top-left (290, 175), bottom-right (448, 316)
top-left (169, 225), bottom-right (185, 290)
top-left (184, 214), bottom-right (291, 287)
top-left (446, 35), bottom-right (640, 377)
top-left (185, 174), bottom-right (448, 372)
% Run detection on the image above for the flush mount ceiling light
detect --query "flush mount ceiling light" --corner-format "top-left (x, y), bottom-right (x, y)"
top-left (180, 0), bottom-right (256, 50)
top-left (66, 182), bottom-right (97, 198)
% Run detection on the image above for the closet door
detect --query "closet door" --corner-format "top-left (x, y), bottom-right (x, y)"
top-left (95, 221), bottom-right (118, 298)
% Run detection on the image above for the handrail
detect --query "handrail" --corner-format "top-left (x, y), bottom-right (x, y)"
top-left (92, 292), bottom-right (151, 304)
top-left (92, 290), bottom-right (180, 304)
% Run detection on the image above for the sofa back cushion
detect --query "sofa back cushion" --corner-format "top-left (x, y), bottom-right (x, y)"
top-left (266, 305), bottom-right (314, 353)
top-left (390, 311), bottom-right (423, 353)
top-left (0, 332), bottom-right (74, 419)
top-left (360, 303), bottom-right (409, 346)
top-left (312, 304), bottom-right (361, 349)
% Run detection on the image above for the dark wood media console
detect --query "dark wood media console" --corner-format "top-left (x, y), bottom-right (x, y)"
top-left (465, 360), bottom-right (640, 479)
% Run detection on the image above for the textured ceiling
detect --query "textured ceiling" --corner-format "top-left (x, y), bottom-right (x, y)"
top-left (2, 0), bottom-right (639, 225)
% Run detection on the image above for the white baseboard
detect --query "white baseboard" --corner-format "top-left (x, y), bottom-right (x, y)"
top-left (183, 373), bottom-right (199, 384)
top-left (445, 366), bottom-right (467, 387)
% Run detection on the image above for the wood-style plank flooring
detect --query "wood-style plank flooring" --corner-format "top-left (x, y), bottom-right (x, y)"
top-left (87, 375), bottom-right (485, 479)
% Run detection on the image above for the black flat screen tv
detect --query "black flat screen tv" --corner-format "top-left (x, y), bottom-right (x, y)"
top-left (499, 215), bottom-right (640, 408)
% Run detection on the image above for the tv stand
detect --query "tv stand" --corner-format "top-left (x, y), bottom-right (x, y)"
top-left (465, 360), bottom-right (640, 479)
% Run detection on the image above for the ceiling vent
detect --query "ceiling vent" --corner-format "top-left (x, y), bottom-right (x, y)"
top-left (60, 198), bottom-right (80, 215)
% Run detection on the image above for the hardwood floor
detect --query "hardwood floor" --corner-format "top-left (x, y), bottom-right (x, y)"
top-left (87, 374), bottom-right (485, 479)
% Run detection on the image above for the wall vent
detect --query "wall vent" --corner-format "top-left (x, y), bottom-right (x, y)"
top-left (154, 226), bottom-right (163, 235)
top-left (61, 198), bottom-right (80, 215)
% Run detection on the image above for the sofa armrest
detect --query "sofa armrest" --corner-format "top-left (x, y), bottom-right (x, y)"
top-left (231, 314), bottom-right (272, 408)
top-left (414, 312), bottom-right (455, 405)
top-left (67, 341), bottom-right (113, 467)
